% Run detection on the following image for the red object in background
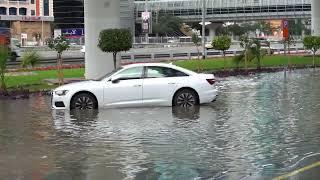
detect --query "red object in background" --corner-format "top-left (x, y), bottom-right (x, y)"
top-left (0, 28), bottom-right (11, 46)
top-left (36, 0), bottom-right (40, 16)
top-left (282, 20), bottom-right (289, 40)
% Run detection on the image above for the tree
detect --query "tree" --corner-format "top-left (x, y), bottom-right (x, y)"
top-left (98, 29), bottom-right (132, 70)
top-left (240, 34), bottom-right (251, 71)
top-left (152, 15), bottom-right (183, 36)
top-left (289, 19), bottom-right (305, 37)
top-left (21, 51), bottom-right (40, 69)
top-left (249, 39), bottom-right (266, 70)
top-left (32, 32), bottom-right (41, 46)
top-left (303, 36), bottom-right (320, 68)
top-left (47, 35), bottom-right (70, 85)
top-left (282, 36), bottom-right (296, 69)
top-left (0, 45), bottom-right (9, 94)
top-left (212, 35), bottom-right (232, 71)
top-left (192, 32), bottom-right (202, 71)
top-left (228, 24), bottom-right (246, 37)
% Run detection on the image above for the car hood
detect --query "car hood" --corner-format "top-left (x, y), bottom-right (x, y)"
top-left (54, 80), bottom-right (101, 91)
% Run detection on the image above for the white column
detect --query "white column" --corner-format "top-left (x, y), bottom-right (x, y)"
top-left (207, 23), bottom-right (222, 42)
top-left (84, 0), bottom-right (121, 79)
top-left (312, 0), bottom-right (320, 35)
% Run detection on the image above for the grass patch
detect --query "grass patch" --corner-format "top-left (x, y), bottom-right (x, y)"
top-left (2, 55), bottom-right (319, 92)
top-left (174, 55), bottom-right (318, 72)
top-left (5, 68), bottom-right (85, 90)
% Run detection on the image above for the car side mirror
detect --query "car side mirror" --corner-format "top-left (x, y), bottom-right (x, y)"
top-left (110, 76), bottom-right (121, 84)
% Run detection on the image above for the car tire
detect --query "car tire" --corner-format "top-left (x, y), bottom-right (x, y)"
top-left (173, 89), bottom-right (199, 107)
top-left (70, 93), bottom-right (98, 110)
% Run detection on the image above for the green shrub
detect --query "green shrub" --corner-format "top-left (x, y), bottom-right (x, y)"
top-left (21, 51), bottom-right (41, 69)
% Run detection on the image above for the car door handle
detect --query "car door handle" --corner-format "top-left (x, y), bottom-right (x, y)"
top-left (168, 82), bottom-right (176, 85)
top-left (133, 84), bottom-right (142, 87)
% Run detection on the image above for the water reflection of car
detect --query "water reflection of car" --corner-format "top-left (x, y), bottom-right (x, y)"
top-left (51, 63), bottom-right (218, 110)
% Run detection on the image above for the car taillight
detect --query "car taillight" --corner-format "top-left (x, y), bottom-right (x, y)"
top-left (206, 79), bottom-right (216, 85)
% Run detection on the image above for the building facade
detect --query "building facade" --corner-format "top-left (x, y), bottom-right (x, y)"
top-left (0, 0), bottom-right (54, 45)
top-left (53, 0), bottom-right (84, 44)
top-left (53, 0), bottom-right (84, 29)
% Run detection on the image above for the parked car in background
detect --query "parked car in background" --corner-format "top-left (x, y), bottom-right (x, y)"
top-left (51, 63), bottom-right (218, 110)
top-left (80, 45), bottom-right (85, 54)
top-left (0, 28), bottom-right (22, 61)
top-left (253, 37), bottom-right (274, 54)
top-left (205, 42), bottom-right (213, 50)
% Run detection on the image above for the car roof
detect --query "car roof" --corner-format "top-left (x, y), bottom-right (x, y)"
top-left (122, 63), bottom-right (197, 75)
top-left (123, 63), bottom-right (177, 68)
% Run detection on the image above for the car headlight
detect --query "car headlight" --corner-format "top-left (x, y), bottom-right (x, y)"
top-left (54, 90), bottom-right (69, 96)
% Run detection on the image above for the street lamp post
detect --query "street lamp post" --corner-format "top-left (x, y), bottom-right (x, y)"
top-left (202, 0), bottom-right (206, 59)
top-left (145, 0), bottom-right (149, 44)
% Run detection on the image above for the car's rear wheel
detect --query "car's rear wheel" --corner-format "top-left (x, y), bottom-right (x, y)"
top-left (173, 89), bottom-right (199, 107)
top-left (70, 93), bottom-right (98, 110)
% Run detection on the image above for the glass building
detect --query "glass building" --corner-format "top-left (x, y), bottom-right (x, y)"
top-left (135, 0), bottom-right (311, 22)
top-left (53, 0), bottom-right (84, 29)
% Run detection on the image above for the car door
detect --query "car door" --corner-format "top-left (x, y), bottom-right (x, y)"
top-left (142, 66), bottom-right (189, 106)
top-left (103, 66), bottom-right (144, 107)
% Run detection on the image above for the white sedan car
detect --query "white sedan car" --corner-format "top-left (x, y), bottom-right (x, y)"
top-left (51, 63), bottom-right (218, 110)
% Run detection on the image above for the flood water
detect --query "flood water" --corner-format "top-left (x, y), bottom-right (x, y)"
top-left (1, 69), bottom-right (320, 180)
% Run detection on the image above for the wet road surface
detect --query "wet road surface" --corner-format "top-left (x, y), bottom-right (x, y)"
top-left (0, 68), bottom-right (320, 180)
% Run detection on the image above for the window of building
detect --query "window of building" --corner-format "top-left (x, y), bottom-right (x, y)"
top-left (0, 7), bottom-right (6, 15)
top-left (31, 10), bottom-right (35, 16)
top-left (31, 0), bottom-right (35, 4)
top-left (19, 8), bottom-right (27, 15)
top-left (43, 0), bottom-right (49, 16)
top-left (9, 7), bottom-right (17, 15)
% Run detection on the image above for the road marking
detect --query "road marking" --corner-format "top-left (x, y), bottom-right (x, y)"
top-left (273, 161), bottom-right (320, 180)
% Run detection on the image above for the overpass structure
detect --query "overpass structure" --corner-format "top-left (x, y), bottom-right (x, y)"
top-left (84, 0), bottom-right (319, 79)
top-left (135, 0), bottom-right (311, 22)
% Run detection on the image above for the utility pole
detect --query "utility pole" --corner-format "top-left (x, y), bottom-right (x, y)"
top-left (41, 19), bottom-right (44, 46)
top-left (202, 0), bottom-right (206, 59)
top-left (145, 0), bottom-right (149, 44)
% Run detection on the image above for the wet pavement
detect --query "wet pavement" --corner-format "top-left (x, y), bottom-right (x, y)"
top-left (0, 68), bottom-right (320, 180)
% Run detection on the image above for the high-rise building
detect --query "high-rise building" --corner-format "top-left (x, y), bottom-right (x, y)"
top-left (0, 0), bottom-right (54, 44)
top-left (53, 0), bottom-right (84, 44)
top-left (53, 0), bottom-right (84, 29)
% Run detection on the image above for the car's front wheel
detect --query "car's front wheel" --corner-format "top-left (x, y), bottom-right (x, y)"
top-left (173, 89), bottom-right (199, 107)
top-left (70, 93), bottom-right (98, 110)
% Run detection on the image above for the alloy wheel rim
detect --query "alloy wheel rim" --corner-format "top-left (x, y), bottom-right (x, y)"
top-left (75, 96), bottom-right (94, 110)
top-left (176, 93), bottom-right (196, 108)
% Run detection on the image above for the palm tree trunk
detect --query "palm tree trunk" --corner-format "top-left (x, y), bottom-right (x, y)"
top-left (244, 49), bottom-right (248, 72)
top-left (113, 52), bottom-right (117, 70)
top-left (257, 57), bottom-right (261, 70)
top-left (0, 73), bottom-right (6, 94)
top-left (57, 53), bottom-right (64, 85)
top-left (223, 51), bottom-right (226, 72)
top-left (313, 52), bottom-right (316, 68)
top-left (288, 43), bottom-right (291, 69)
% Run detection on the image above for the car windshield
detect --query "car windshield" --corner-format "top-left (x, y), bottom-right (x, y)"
top-left (93, 67), bottom-right (123, 81)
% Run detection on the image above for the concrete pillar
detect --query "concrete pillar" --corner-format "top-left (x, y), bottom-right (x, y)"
top-left (312, 0), bottom-right (320, 35)
top-left (84, 0), bottom-right (120, 79)
top-left (207, 23), bottom-right (222, 42)
top-left (84, 0), bottom-right (133, 79)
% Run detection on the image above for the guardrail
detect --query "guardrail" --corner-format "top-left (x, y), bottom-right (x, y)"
top-left (121, 48), bottom-right (307, 62)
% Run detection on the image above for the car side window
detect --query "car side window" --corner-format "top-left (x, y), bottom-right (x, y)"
top-left (115, 67), bottom-right (143, 80)
top-left (146, 66), bottom-right (189, 78)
